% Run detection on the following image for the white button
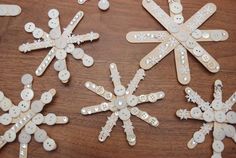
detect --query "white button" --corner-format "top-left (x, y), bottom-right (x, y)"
top-left (82, 55), bottom-right (94, 67)
top-left (186, 39), bottom-right (196, 49)
top-left (170, 2), bottom-right (183, 14)
top-left (100, 102), bottom-right (109, 111)
top-left (173, 15), bottom-right (184, 24)
top-left (18, 101), bottom-right (30, 112)
top-left (48, 9), bottom-right (59, 19)
top-left (130, 107), bottom-right (139, 115)
top-left (203, 110), bottom-right (214, 122)
top-left (226, 111), bottom-right (236, 124)
top-left (4, 130), bottom-right (16, 142)
top-left (104, 92), bottom-right (113, 100)
top-left (54, 60), bottom-right (66, 71)
top-left (45, 113), bottom-right (57, 125)
top-left (25, 122), bottom-right (37, 134)
top-left (211, 31), bottom-right (223, 42)
top-left (190, 107), bottom-right (202, 119)
top-left (32, 113), bottom-right (44, 125)
top-left (211, 154), bottom-right (222, 158)
top-left (9, 106), bottom-right (21, 118)
top-left (0, 113), bottom-right (12, 125)
top-left (56, 49), bottom-right (67, 60)
top-left (98, 0), bottom-right (110, 11)
top-left (58, 69), bottom-right (70, 81)
top-left (0, 7), bottom-right (7, 15)
top-left (213, 128), bottom-right (225, 141)
top-left (0, 98), bottom-right (12, 111)
top-left (212, 140), bottom-right (224, 153)
top-left (21, 74), bottom-right (33, 85)
top-left (43, 138), bottom-right (57, 151)
top-left (202, 32), bottom-right (210, 39)
top-left (72, 48), bottom-right (84, 59)
top-left (127, 95), bottom-right (138, 107)
top-left (202, 54), bottom-right (210, 63)
top-left (21, 89), bottom-right (34, 101)
top-left (223, 124), bottom-right (236, 138)
top-left (214, 111), bottom-right (226, 123)
top-left (148, 93), bottom-right (158, 103)
top-left (48, 19), bottom-right (59, 29)
top-left (34, 129), bottom-right (48, 143)
top-left (33, 28), bottom-right (44, 39)
top-left (193, 131), bottom-right (205, 143)
top-left (141, 112), bottom-right (149, 119)
top-left (0, 91), bottom-right (4, 101)
top-left (168, 22), bottom-right (180, 33)
top-left (96, 86), bottom-right (105, 95)
top-left (41, 92), bottom-right (53, 104)
top-left (31, 100), bottom-right (44, 113)
top-left (118, 108), bottom-right (131, 121)
top-left (114, 85), bottom-right (126, 96)
top-left (18, 131), bottom-right (31, 144)
top-left (191, 29), bottom-right (202, 39)
top-left (139, 95), bottom-right (147, 102)
top-left (193, 46), bottom-right (204, 57)
top-left (149, 117), bottom-right (159, 126)
top-left (65, 44), bottom-right (75, 53)
top-left (24, 22), bottom-right (36, 33)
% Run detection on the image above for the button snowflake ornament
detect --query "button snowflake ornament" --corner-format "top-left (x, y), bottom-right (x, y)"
top-left (19, 9), bottom-right (99, 83)
top-left (176, 80), bottom-right (236, 158)
top-left (0, 74), bottom-right (69, 158)
top-left (81, 63), bottom-right (165, 146)
top-left (126, 0), bottom-right (229, 85)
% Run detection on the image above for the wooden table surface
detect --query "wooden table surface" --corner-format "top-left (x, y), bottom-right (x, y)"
top-left (0, 0), bottom-right (235, 158)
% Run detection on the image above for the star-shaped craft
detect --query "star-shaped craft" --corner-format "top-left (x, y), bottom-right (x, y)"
top-left (176, 80), bottom-right (236, 158)
top-left (0, 74), bottom-right (69, 158)
top-left (19, 9), bottom-right (99, 83)
top-left (81, 63), bottom-right (165, 146)
top-left (126, 0), bottom-right (229, 85)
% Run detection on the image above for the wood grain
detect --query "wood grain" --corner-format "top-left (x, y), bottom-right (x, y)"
top-left (0, 0), bottom-right (235, 158)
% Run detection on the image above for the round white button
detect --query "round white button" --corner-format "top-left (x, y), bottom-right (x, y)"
top-left (34, 129), bottom-right (48, 143)
top-left (32, 113), bottom-right (44, 125)
top-left (48, 19), bottom-right (59, 29)
top-left (223, 124), bottom-right (236, 138)
top-left (54, 60), bottom-right (66, 71)
top-left (21, 74), bottom-right (33, 85)
top-left (9, 106), bottom-right (21, 118)
top-left (130, 107), bottom-right (139, 115)
top-left (58, 70), bottom-right (70, 82)
top-left (141, 112), bottom-right (149, 119)
top-left (41, 92), bottom-right (53, 104)
top-left (18, 131), bottom-right (31, 144)
top-left (0, 91), bottom-right (4, 101)
top-left (193, 46), bottom-right (204, 57)
top-left (96, 86), bottom-right (105, 95)
top-left (203, 110), bottom-right (214, 122)
top-left (190, 107), bottom-right (202, 119)
top-left (45, 113), bottom-right (57, 125)
top-left (33, 28), bottom-right (44, 39)
top-left (211, 31), bottom-right (223, 42)
top-left (149, 117), bottom-right (159, 126)
top-left (43, 138), bottom-right (57, 151)
top-left (126, 95), bottom-right (138, 107)
top-left (173, 15), bottom-right (184, 24)
top-left (18, 101), bottom-right (30, 112)
top-left (148, 93), bottom-right (158, 103)
top-left (202, 32), bottom-right (210, 39)
top-left (24, 22), bottom-right (36, 33)
top-left (202, 54), bottom-right (210, 63)
top-left (193, 131), bottom-right (205, 143)
top-left (118, 108), bottom-right (131, 121)
top-left (114, 85), bottom-right (126, 96)
top-left (31, 100), bottom-right (44, 113)
top-left (214, 111), bottom-right (226, 123)
top-left (25, 122), bottom-right (37, 134)
top-left (65, 44), bottom-right (75, 53)
top-left (48, 9), bottom-right (59, 19)
top-left (0, 98), bottom-right (12, 111)
top-left (100, 102), bottom-right (109, 111)
top-left (98, 0), bottom-right (110, 11)
top-left (21, 89), bottom-right (34, 101)
top-left (82, 55), bottom-right (94, 67)
top-left (4, 130), bottom-right (16, 142)
top-left (56, 49), bottom-right (67, 60)
top-left (0, 113), bottom-right (12, 125)
top-left (139, 95), bottom-right (147, 102)
top-left (0, 7), bottom-right (7, 16)
top-left (72, 48), bottom-right (84, 59)
top-left (191, 29), bottom-right (202, 39)
top-left (212, 140), bottom-right (224, 153)
top-left (226, 111), bottom-right (236, 124)
top-left (213, 128), bottom-right (225, 141)
top-left (170, 2), bottom-right (183, 14)
top-left (186, 39), bottom-right (196, 49)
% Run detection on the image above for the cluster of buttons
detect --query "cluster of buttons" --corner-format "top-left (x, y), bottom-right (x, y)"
top-left (133, 32), bottom-right (167, 41)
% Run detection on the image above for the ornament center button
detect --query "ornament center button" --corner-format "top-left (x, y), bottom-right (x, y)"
top-left (55, 37), bottom-right (67, 49)
top-left (114, 97), bottom-right (127, 109)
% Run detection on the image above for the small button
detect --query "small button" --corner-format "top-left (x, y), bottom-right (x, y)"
top-left (149, 117), bottom-right (159, 126)
top-left (9, 106), bottom-right (21, 118)
top-left (211, 31), bottom-right (223, 42)
top-left (54, 60), bottom-right (66, 71)
top-left (4, 130), bottom-right (16, 142)
top-left (193, 46), bottom-right (204, 57)
top-left (48, 9), bottom-right (59, 19)
top-left (18, 131), bottom-right (31, 144)
top-left (18, 101), bottom-right (30, 112)
top-left (223, 124), bottom-right (236, 138)
top-left (0, 98), bottom-right (12, 111)
top-left (43, 138), bottom-right (57, 151)
top-left (55, 49), bottom-right (67, 60)
top-left (214, 111), bottom-right (226, 123)
top-left (48, 19), bottom-right (59, 29)
top-left (65, 44), bottom-right (75, 53)
top-left (213, 128), bottom-right (225, 141)
top-left (45, 113), bottom-right (57, 125)
top-left (96, 86), bottom-right (105, 95)
top-left (24, 22), bottom-right (36, 33)
top-left (191, 29), bottom-right (202, 39)
top-left (173, 14), bottom-right (184, 24)
top-left (33, 28), bottom-right (44, 39)
top-left (104, 92), bottom-right (113, 100)
top-left (114, 85), bottom-right (126, 96)
top-left (82, 55), bottom-right (94, 67)
top-left (141, 112), bottom-right (149, 119)
top-left (202, 54), bottom-right (210, 63)
top-left (202, 32), bottom-right (210, 39)
top-left (21, 88), bottom-right (34, 101)
top-left (72, 48), bottom-right (84, 59)
top-left (170, 2), bottom-right (183, 14)
top-left (130, 107), bottom-right (139, 115)
top-left (25, 122), bottom-right (37, 134)
top-left (0, 91), bottom-right (4, 101)
top-left (34, 129), bottom-right (48, 143)
top-left (98, 0), bottom-right (110, 11)
top-left (148, 93), bottom-right (158, 103)
top-left (31, 100), bottom-right (44, 113)
top-left (21, 74), bottom-right (33, 85)
top-left (186, 39), bottom-right (196, 49)
top-left (190, 107), bottom-right (202, 119)
top-left (0, 7), bottom-right (7, 16)
top-left (100, 102), bottom-right (109, 111)
top-left (193, 131), bottom-right (205, 143)
top-left (118, 108), bottom-right (131, 121)
top-left (203, 110), bottom-right (214, 122)
top-left (41, 92), bottom-right (53, 104)
top-left (139, 95), bottom-right (147, 102)
top-left (58, 69), bottom-right (70, 82)
top-left (127, 95), bottom-right (138, 107)
top-left (32, 113), bottom-right (44, 125)
top-left (226, 111), bottom-right (236, 124)
top-left (0, 113), bottom-right (12, 125)
top-left (212, 140), bottom-right (224, 153)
